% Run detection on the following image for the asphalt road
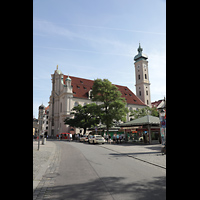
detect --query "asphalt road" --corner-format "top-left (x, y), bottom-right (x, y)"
top-left (50, 141), bottom-right (166, 200)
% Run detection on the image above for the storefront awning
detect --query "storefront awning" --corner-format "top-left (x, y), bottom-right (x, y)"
top-left (120, 115), bottom-right (160, 127)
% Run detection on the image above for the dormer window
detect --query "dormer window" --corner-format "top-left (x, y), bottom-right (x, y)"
top-left (88, 89), bottom-right (92, 99)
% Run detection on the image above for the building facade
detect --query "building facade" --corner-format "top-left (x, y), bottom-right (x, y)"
top-left (48, 45), bottom-right (151, 137)
top-left (134, 43), bottom-right (151, 106)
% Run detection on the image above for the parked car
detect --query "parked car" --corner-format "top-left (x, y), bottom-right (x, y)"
top-left (89, 135), bottom-right (105, 144)
top-left (79, 135), bottom-right (88, 142)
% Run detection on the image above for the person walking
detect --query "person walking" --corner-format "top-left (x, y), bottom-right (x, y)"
top-left (119, 134), bottom-right (122, 143)
top-left (113, 134), bottom-right (116, 144)
top-left (109, 134), bottom-right (111, 144)
top-left (116, 134), bottom-right (119, 144)
top-left (69, 133), bottom-right (72, 142)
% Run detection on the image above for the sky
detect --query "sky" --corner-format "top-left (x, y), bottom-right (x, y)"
top-left (33, 0), bottom-right (166, 118)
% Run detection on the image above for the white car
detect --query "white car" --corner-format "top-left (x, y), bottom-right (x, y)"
top-left (89, 135), bottom-right (105, 144)
top-left (79, 135), bottom-right (89, 142)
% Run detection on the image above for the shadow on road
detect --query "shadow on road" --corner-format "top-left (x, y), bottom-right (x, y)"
top-left (44, 176), bottom-right (165, 200)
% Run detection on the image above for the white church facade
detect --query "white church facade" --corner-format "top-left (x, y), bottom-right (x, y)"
top-left (48, 44), bottom-right (150, 137)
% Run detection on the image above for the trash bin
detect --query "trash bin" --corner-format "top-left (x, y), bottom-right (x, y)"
top-left (42, 137), bottom-right (46, 145)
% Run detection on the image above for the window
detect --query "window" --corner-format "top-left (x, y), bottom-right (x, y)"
top-left (138, 75), bottom-right (140, 80)
top-left (74, 102), bottom-right (79, 107)
top-left (88, 89), bottom-right (92, 99)
top-left (146, 91), bottom-right (148, 95)
top-left (139, 91), bottom-right (141, 96)
top-left (145, 74), bottom-right (147, 79)
top-left (147, 100), bottom-right (149, 105)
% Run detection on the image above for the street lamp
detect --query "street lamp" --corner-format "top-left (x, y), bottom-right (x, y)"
top-left (38, 104), bottom-right (44, 150)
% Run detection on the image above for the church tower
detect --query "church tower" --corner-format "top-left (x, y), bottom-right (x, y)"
top-left (134, 43), bottom-right (151, 106)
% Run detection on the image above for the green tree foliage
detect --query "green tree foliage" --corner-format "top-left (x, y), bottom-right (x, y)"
top-left (130, 106), bottom-right (159, 120)
top-left (64, 103), bottom-right (100, 134)
top-left (91, 79), bottom-right (128, 134)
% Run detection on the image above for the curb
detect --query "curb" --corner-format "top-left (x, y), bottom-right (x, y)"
top-left (99, 145), bottom-right (166, 169)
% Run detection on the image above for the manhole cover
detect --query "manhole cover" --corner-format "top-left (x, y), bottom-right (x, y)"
top-left (44, 173), bottom-right (60, 178)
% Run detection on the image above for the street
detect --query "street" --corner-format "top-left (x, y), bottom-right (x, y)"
top-left (34, 141), bottom-right (166, 200)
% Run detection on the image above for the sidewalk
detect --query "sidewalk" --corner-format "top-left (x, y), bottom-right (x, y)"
top-left (100, 143), bottom-right (166, 169)
top-left (33, 140), bottom-right (57, 190)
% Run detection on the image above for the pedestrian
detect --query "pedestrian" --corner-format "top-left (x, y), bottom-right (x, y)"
top-left (119, 134), bottom-right (122, 143)
top-left (113, 135), bottom-right (115, 144)
top-left (116, 134), bottom-right (119, 144)
top-left (109, 134), bottom-right (111, 144)
top-left (69, 133), bottom-right (72, 142)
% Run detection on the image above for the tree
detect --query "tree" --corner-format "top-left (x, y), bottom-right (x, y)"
top-left (64, 103), bottom-right (100, 134)
top-left (91, 79), bottom-right (128, 135)
top-left (130, 106), bottom-right (159, 120)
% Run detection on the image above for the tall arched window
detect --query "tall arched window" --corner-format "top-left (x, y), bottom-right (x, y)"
top-left (60, 102), bottom-right (62, 112)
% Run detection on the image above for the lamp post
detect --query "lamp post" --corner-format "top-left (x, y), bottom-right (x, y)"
top-left (38, 104), bottom-right (44, 150)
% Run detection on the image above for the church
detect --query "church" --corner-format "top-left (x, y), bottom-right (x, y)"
top-left (48, 44), bottom-right (151, 137)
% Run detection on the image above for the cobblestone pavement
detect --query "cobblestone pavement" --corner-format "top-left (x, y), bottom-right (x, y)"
top-left (33, 140), bottom-right (61, 200)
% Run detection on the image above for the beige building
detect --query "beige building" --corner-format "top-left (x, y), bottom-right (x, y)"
top-left (134, 43), bottom-right (151, 106)
top-left (48, 44), bottom-right (151, 137)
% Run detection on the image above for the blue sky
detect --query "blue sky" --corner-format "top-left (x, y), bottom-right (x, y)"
top-left (33, 0), bottom-right (166, 118)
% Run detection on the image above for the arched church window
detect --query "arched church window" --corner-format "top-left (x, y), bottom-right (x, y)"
top-left (74, 102), bottom-right (79, 107)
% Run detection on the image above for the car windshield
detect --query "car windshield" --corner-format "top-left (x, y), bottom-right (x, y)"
top-left (95, 136), bottom-right (102, 138)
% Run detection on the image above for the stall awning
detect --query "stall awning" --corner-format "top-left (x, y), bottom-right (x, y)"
top-left (120, 115), bottom-right (160, 127)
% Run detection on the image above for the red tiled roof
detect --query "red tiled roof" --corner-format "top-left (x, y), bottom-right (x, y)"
top-left (63, 75), bottom-right (146, 106)
top-left (45, 105), bottom-right (49, 110)
top-left (151, 100), bottom-right (163, 108)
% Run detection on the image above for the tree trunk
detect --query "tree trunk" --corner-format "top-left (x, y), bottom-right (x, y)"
top-left (83, 127), bottom-right (87, 135)
top-left (106, 125), bottom-right (109, 137)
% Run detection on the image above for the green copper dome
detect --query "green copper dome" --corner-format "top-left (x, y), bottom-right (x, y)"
top-left (134, 43), bottom-right (148, 61)
top-left (65, 75), bottom-right (71, 81)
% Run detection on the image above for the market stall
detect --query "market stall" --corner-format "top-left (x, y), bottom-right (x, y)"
top-left (119, 115), bottom-right (160, 144)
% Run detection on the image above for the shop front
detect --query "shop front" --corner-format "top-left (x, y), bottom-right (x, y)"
top-left (119, 115), bottom-right (161, 144)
